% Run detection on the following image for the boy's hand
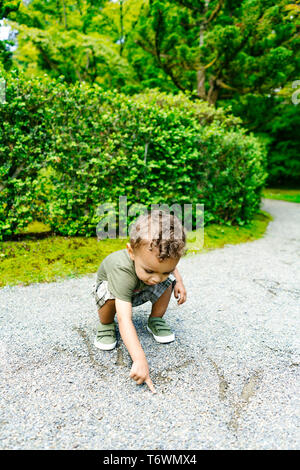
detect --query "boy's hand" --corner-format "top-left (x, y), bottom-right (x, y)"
top-left (174, 280), bottom-right (187, 305)
top-left (130, 359), bottom-right (156, 394)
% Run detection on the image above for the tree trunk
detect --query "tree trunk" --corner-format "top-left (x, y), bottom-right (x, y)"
top-left (196, 0), bottom-right (210, 100)
top-left (197, 68), bottom-right (206, 99)
top-left (120, 0), bottom-right (124, 56)
top-left (62, 0), bottom-right (68, 30)
top-left (207, 77), bottom-right (219, 105)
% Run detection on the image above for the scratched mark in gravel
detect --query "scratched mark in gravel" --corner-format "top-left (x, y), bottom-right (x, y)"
top-left (0, 198), bottom-right (299, 449)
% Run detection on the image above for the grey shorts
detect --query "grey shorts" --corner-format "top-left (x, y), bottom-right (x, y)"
top-left (91, 273), bottom-right (177, 309)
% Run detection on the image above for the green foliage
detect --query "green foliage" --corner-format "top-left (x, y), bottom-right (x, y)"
top-left (0, 38), bottom-right (13, 71)
top-left (0, 233), bottom-right (127, 287)
top-left (0, 0), bottom-right (20, 19)
top-left (0, 69), bottom-right (53, 239)
top-left (5, 1), bottom-right (299, 187)
top-left (7, 0), bottom-right (142, 88)
top-left (263, 101), bottom-right (300, 186)
top-left (127, 0), bottom-right (299, 187)
top-left (0, 73), bottom-right (268, 240)
top-left (262, 188), bottom-right (300, 203)
top-left (126, 0), bottom-right (299, 104)
top-left (0, 210), bottom-right (272, 287)
top-left (0, 0), bottom-right (20, 70)
top-left (224, 89), bottom-right (300, 186)
top-left (133, 89), bottom-right (243, 128)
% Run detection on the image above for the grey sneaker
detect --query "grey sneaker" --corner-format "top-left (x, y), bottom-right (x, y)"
top-left (147, 317), bottom-right (175, 343)
top-left (94, 322), bottom-right (117, 350)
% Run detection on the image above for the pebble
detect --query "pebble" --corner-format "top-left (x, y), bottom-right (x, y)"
top-left (0, 199), bottom-right (299, 449)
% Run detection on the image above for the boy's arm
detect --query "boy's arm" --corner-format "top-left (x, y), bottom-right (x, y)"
top-left (115, 298), bottom-right (156, 393)
top-left (172, 267), bottom-right (187, 304)
top-left (173, 267), bottom-right (183, 283)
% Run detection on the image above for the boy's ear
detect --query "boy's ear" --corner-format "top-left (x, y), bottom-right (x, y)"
top-left (126, 243), bottom-right (134, 259)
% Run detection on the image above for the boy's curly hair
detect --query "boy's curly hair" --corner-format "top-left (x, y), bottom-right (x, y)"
top-left (129, 209), bottom-right (187, 260)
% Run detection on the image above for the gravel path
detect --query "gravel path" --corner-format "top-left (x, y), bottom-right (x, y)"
top-left (1, 198), bottom-right (299, 450)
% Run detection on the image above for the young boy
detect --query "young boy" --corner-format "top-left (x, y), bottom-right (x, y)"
top-left (91, 209), bottom-right (187, 393)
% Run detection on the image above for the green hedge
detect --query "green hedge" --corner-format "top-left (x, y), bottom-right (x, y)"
top-left (0, 70), bottom-right (268, 239)
top-left (0, 70), bottom-right (52, 239)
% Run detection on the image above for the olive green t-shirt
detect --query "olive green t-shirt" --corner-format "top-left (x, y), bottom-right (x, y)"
top-left (96, 248), bottom-right (148, 303)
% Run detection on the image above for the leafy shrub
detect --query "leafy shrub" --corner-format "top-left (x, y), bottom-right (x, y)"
top-left (265, 102), bottom-right (300, 187)
top-left (225, 92), bottom-right (300, 188)
top-left (0, 72), bottom-right (268, 239)
top-left (0, 69), bottom-right (52, 239)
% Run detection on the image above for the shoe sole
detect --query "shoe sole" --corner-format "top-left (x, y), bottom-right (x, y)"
top-left (146, 326), bottom-right (175, 343)
top-left (94, 338), bottom-right (117, 350)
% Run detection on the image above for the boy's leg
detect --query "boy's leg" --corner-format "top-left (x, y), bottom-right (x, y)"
top-left (147, 284), bottom-right (175, 343)
top-left (97, 299), bottom-right (116, 324)
top-left (149, 284), bottom-right (172, 319)
top-left (95, 300), bottom-right (117, 350)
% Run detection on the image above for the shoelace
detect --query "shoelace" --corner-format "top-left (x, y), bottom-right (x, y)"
top-left (149, 318), bottom-right (171, 333)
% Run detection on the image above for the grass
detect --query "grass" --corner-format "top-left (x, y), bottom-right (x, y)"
top-left (0, 210), bottom-right (273, 288)
top-left (186, 209), bottom-right (273, 256)
top-left (262, 188), bottom-right (300, 203)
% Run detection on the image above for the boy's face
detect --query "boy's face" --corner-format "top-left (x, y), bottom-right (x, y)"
top-left (126, 242), bottom-right (179, 285)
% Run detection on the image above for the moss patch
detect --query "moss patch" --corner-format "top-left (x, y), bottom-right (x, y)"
top-left (0, 210), bottom-right (273, 288)
top-left (0, 236), bottom-right (125, 287)
top-left (185, 210), bottom-right (273, 256)
top-left (262, 188), bottom-right (300, 204)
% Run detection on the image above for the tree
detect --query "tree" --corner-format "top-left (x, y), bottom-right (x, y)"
top-left (6, 0), bottom-right (144, 89)
top-left (125, 0), bottom-right (300, 186)
top-left (5, 0), bottom-right (300, 185)
top-left (0, 0), bottom-right (20, 18)
top-left (127, 0), bottom-right (299, 105)
top-left (0, 0), bottom-right (20, 70)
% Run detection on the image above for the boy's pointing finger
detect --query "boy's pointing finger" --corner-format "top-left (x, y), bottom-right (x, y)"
top-left (145, 377), bottom-right (157, 394)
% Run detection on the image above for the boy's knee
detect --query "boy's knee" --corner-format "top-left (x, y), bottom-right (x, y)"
top-left (156, 284), bottom-right (172, 302)
top-left (98, 299), bottom-right (116, 315)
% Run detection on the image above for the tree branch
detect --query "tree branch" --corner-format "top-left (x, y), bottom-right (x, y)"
top-left (207, 0), bottom-right (225, 24)
top-left (153, 7), bottom-right (188, 93)
top-left (0, 164), bottom-right (25, 192)
top-left (172, 0), bottom-right (205, 13)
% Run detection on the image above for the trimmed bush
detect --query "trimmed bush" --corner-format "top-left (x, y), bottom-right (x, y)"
top-left (0, 69), bottom-right (52, 239)
top-left (0, 72), bottom-right (268, 239)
